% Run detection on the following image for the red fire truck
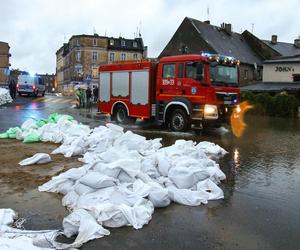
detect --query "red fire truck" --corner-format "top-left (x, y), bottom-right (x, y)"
top-left (97, 53), bottom-right (240, 132)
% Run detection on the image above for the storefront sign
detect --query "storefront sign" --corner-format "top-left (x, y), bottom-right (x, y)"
top-left (275, 66), bottom-right (295, 72)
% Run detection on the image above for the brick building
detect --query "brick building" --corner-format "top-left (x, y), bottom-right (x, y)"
top-left (0, 41), bottom-right (11, 87)
top-left (56, 34), bottom-right (147, 93)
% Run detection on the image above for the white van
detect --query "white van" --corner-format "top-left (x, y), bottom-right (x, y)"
top-left (17, 75), bottom-right (46, 97)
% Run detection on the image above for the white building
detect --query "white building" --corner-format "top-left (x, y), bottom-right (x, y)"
top-left (263, 56), bottom-right (300, 83)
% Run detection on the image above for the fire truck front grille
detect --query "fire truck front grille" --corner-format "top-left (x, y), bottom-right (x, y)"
top-left (216, 92), bottom-right (237, 102)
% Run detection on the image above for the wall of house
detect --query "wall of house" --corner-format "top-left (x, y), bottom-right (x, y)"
top-left (238, 64), bottom-right (257, 85)
top-left (263, 63), bottom-right (300, 82)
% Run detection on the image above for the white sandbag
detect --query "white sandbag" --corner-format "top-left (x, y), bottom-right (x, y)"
top-left (0, 87), bottom-right (13, 106)
top-left (87, 202), bottom-right (129, 228)
top-left (196, 141), bottom-right (228, 156)
top-left (167, 186), bottom-right (209, 206)
top-left (79, 172), bottom-right (117, 189)
top-left (168, 166), bottom-right (210, 189)
top-left (206, 166), bottom-right (226, 183)
top-left (38, 167), bottom-right (87, 192)
top-left (106, 123), bottom-right (124, 134)
top-left (156, 152), bottom-right (171, 177)
top-left (148, 187), bottom-right (170, 208)
top-left (21, 118), bottom-right (38, 130)
top-left (61, 209), bottom-right (110, 248)
top-left (74, 182), bottom-right (97, 196)
top-left (0, 208), bottom-right (17, 226)
top-left (18, 153), bottom-right (52, 166)
top-left (196, 179), bottom-right (224, 200)
top-left (62, 190), bottom-right (79, 209)
top-left (91, 161), bottom-right (121, 178)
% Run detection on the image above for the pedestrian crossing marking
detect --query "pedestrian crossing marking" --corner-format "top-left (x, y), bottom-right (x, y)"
top-left (33, 97), bottom-right (75, 104)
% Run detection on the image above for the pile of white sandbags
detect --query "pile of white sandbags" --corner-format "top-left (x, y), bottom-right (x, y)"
top-left (1, 116), bottom-right (228, 249)
top-left (39, 123), bottom-right (227, 248)
top-left (0, 87), bottom-right (13, 106)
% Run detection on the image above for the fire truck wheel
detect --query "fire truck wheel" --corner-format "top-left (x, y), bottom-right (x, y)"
top-left (169, 108), bottom-right (190, 132)
top-left (114, 105), bottom-right (130, 124)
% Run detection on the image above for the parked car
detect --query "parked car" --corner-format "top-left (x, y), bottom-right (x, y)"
top-left (17, 75), bottom-right (46, 97)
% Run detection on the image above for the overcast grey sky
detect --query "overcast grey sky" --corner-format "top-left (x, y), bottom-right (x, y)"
top-left (0, 0), bottom-right (299, 74)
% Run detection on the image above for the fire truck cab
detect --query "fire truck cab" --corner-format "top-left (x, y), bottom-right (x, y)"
top-left (98, 53), bottom-right (240, 132)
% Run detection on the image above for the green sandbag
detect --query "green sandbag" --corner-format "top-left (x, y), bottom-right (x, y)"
top-left (47, 113), bottom-right (73, 124)
top-left (36, 118), bottom-right (48, 127)
top-left (6, 127), bottom-right (21, 139)
top-left (23, 132), bottom-right (41, 143)
top-left (0, 132), bottom-right (8, 139)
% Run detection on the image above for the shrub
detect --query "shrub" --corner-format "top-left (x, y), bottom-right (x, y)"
top-left (273, 94), bottom-right (299, 117)
top-left (240, 91), bottom-right (255, 103)
top-left (240, 91), bottom-right (299, 117)
top-left (255, 93), bottom-right (275, 116)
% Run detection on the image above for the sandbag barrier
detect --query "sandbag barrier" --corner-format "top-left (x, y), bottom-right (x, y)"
top-left (0, 114), bottom-right (227, 249)
top-left (0, 87), bottom-right (13, 106)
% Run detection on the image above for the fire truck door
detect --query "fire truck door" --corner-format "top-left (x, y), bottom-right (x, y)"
top-left (160, 63), bottom-right (178, 96)
top-left (181, 62), bottom-right (204, 97)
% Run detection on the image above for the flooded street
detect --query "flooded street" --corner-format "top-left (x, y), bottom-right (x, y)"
top-left (0, 97), bottom-right (300, 249)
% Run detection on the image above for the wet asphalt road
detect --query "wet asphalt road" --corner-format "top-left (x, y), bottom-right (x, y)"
top-left (1, 95), bottom-right (300, 250)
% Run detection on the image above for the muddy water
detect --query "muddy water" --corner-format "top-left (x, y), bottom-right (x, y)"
top-left (1, 115), bottom-right (300, 249)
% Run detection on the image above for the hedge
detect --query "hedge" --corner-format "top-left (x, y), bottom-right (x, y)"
top-left (240, 91), bottom-right (299, 117)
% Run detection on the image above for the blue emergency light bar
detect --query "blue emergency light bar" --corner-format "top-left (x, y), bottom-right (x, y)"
top-left (200, 52), bottom-right (240, 66)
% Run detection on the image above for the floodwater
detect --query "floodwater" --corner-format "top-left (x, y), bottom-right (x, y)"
top-left (1, 114), bottom-right (300, 249)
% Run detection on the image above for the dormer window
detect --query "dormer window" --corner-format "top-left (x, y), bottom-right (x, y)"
top-left (133, 41), bottom-right (137, 48)
top-left (121, 40), bottom-right (126, 46)
top-left (110, 39), bottom-right (114, 46)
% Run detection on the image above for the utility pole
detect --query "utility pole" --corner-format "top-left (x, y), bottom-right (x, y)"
top-left (251, 23), bottom-right (254, 33)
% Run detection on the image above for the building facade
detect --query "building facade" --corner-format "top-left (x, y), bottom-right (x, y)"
top-left (56, 34), bottom-right (146, 93)
top-left (263, 56), bottom-right (300, 83)
top-left (0, 41), bottom-right (11, 87)
top-left (38, 74), bottom-right (56, 93)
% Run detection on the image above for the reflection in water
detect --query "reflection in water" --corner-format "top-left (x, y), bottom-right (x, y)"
top-left (230, 101), bottom-right (253, 138)
top-left (233, 148), bottom-right (240, 174)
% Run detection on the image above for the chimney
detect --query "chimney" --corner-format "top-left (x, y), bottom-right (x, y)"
top-left (204, 20), bottom-right (210, 24)
top-left (224, 23), bottom-right (232, 35)
top-left (294, 37), bottom-right (300, 48)
top-left (271, 35), bottom-right (277, 44)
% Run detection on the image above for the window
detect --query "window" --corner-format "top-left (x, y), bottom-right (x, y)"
top-left (110, 39), bottom-right (114, 46)
top-left (178, 63), bottom-right (183, 78)
top-left (92, 51), bottom-right (98, 62)
top-left (76, 51), bottom-right (81, 62)
top-left (244, 69), bottom-right (248, 80)
top-left (185, 62), bottom-right (203, 80)
top-left (133, 53), bottom-right (138, 60)
top-left (93, 38), bottom-right (97, 46)
top-left (76, 39), bottom-right (80, 46)
top-left (121, 40), bottom-right (126, 46)
top-left (163, 64), bottom-right (176, 78)
top-left (209, 65), bottom-right (238, 86)
top-left (109, 52), bottom-right (115, 62)
top-left (133, 41), bottom-right (137, 47)
top-left (121, 53), bottom-right (126, 61)
top-left (75, 64), bottom-right (83, 76)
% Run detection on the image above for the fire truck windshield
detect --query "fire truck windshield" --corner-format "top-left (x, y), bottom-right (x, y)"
top-left (209, 65), bottom-right (238, 87)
